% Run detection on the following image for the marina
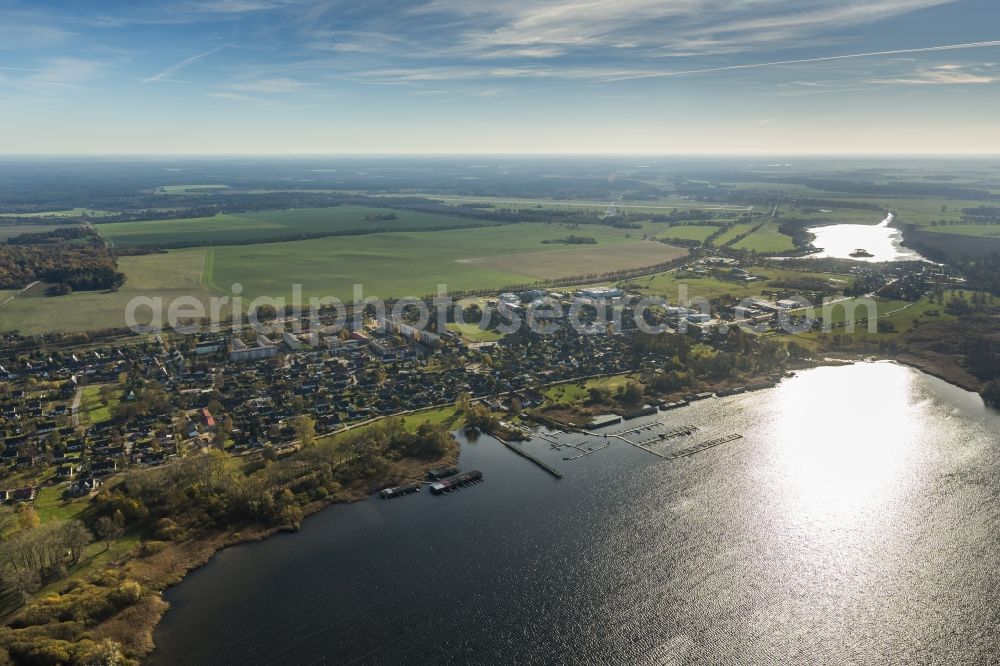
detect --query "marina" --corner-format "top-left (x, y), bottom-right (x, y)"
top-left (429, 470), bottom-right (484, 494)
top-left (150, 364), bottom-right (1000, 666)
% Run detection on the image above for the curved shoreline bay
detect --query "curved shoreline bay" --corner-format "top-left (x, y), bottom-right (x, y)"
top-left (149, 363), bottom-right (1000, 665)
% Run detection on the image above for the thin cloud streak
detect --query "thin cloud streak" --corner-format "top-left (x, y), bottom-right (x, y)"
top-left (598, 40), bottom-right (1000, 82)
top-left (141, 47), bottom-right (223, 84)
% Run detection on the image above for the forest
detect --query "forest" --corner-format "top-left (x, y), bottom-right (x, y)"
top-left (0, 236), bottom-right (124, 293)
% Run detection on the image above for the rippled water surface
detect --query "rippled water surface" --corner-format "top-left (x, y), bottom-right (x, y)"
top-left (150, 363), bottom-right (1000, 665)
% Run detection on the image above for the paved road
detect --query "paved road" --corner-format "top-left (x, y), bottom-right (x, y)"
top-left (0, 280), bottom-right (40, 308)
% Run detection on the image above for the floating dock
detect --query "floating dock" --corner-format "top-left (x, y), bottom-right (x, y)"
top-left (429, 470), bottom-right (483, 494)
top-left (562, 441), bottom-right (610, 460)
top-left (610, 424), bottom-right (700, 460)
top-left (501, 440), bottom-right (563, 479)
top-left (667, 434), bottom-right (743, 460)
top-left (379, 482), bottom-right (422, 499)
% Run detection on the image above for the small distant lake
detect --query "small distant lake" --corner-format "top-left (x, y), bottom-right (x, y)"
top-left (808, 213), bottom-right (926, 262)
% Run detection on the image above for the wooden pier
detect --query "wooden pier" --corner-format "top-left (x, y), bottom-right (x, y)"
top-left (501, 440), bottom-right (563, 479)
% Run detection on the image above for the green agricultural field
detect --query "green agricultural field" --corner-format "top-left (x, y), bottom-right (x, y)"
top-left (390, 194), bottom-right (750, 214)
top-left (732, 223), bottom-right (796, 253)
top-left (780, 208), bottom-right (889, 226)
top-left (712, 222), bottom-right (757, 246)
top-left (655, 224), bottom-right (720, 242)
top-left (891, 199), bottom-right (991, 226)
top-left (922, 224), bottom-right (1000, 237)
top-left (205, 224), bottom-right (687, 301)
top-left (2, 208), bottom-right (113, 218)
top-left (0, 224), bottom-right (687, 334)
top-left (96, 206), bottom-right (500, 247)
top-left (155, 184), bottom-right (230, 193)
top-left (0, 224), bottom-right (83, 241)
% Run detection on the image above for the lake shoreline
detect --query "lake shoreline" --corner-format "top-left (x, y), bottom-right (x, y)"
top-left (17, 445), bottom-right (461, 662)
top-left (134, 356), bottom-right (987, 663)
top-left (145, 361), bottom-right (1000, 665)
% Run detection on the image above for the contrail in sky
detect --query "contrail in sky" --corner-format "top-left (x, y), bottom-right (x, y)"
top-left (599, 40), bottom-right (1000, 82)
top-left (142, 47), bottom-right (223, 84)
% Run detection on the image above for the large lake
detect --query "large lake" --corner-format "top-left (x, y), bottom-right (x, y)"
top-left (149, 363), bottom-right (1000, 665)
top-left (808, 213), bottom-right (926, 262)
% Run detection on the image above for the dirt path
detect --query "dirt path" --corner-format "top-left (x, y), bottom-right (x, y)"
top-left (71, 387), bottom-right (84, 427)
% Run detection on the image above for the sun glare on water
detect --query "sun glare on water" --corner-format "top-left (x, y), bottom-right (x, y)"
top-left (768, 363), bottom-right (924, 526)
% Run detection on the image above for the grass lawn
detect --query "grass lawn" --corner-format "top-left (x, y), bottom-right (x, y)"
top-left (34, 485), bottom-right (89, 524)
top-left (400, 406), bottom-right (463, 431)
top-left (97, 206), bottom-right (501, 247)
top-left (812, 297), bottom-right (911, 326)
top-left (36, 532), bottom-right (143, 597)
top-left (636, 264), bottom-right (851, 305)
top-left (315, 406), bottom-right (464, 449)
top-left (80, 385), bottom-right (119, 424)
top-left (542, 374), bottom-right (639, 406)
top-left (447, 322), bottom-right (504, 342)
top-left (776, 296), bottom-right (958, 348)
top-left (732, 222), bottom-right (797, 253)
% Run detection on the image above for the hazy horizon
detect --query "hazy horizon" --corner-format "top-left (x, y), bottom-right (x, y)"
top-left (1, 152), bottom-right (999, 158)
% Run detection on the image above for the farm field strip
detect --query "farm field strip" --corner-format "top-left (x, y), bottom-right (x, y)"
top-left (95, 205), bottom-right (503, 247)
top-left (0, 224), bottom-right (83, 241)
top-left (732, 222), bottom-right (796, 253)
top-left (203, 224), bottom-right (687, 301)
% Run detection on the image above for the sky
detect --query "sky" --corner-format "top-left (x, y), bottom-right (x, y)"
top-left (1, 0), bottom-right (999, 154)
